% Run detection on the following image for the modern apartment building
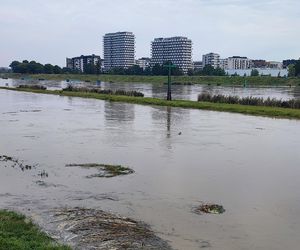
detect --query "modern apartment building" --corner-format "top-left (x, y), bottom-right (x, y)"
top-left (227, 56), bottom-right (252, 70)
top-left (193, 61), bottom-right (203, 71)
top-left (151, 36), bottom-right (192, 74)
top-left (219, 58), bottom-right (228, 70)
top-left (103, 32), bottom-right (135, 71)
top-left (202, 53), bottom-right (220, 69)
top-left (66, 54), bottom-right (101, 72)
top-left (135, 57), bottom-right (151, 70)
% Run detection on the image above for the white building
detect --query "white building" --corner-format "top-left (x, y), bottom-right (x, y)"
top-left (219, 58), bottom-right (228, 70)
top-left (268, 61), bottom-right (283, 69)
top-left (135, 57), bottom-right (151, 70)
top-left (66, 54), bottom-right (101, 72)
top-left (227, 56), bottom-right (252, 70)
top-left (202, 53), bottom-right (220, 69)
top-left (151, 36), bottom-right (193, 74)
top-left (103, 31), bottom-right (135, 71)
top-left (193, 61), bottom-right (203, 71)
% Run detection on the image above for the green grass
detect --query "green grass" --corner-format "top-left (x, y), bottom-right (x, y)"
top-left (66, 163), bottom-right (134, 178)
top-left (2, 73), bottom-right (300, 86)
top-left (0, 210), bottom-right (70, 250)
top-left (1, 86), bottom-right (300, 120)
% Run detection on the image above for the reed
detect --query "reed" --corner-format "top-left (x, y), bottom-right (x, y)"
top-left (62, 85), bottom-right (144, 97)
top-left (198, 92), bottom-right (300, 109)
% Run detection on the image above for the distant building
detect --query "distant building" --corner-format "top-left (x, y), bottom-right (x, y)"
top-left (135, 57), bottom-right (151, 70)
top-left (193, 61), bottom-right (203, 71)
top-left (151, 36), bottom-right (192, 74)
top-left (103, 31), bottom-right (135, 71)
top-left (252, 59), bottom-right (267, 68)
top-left (202, 53), bottom-right (220, 69)
top-left (267, 61), bottom-right (283, 69)
top-left (66, 54), bottom-right (101, 72)
top-left (227, 56), bottom-right (252, 70)
top-left (219, 58), bottom-right (228, 70)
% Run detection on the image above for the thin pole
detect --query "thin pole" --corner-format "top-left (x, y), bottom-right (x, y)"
top-left (167, 65), bottom-right (172, 101)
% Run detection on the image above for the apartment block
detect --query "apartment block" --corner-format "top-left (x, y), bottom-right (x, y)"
top-left (103, 32), bottom-right (135, 71)
top-left (227, 56), bottom-right (252, 70)
top-left (202, 53), bottom-right (220, 69)
top-left (135, 57), bottom-right (151, 70)
top-left (66, 54), bottom-right (101, 72)
top-left (151, 36), bottom-right (192, 74)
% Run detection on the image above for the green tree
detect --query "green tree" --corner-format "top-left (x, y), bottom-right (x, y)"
top-left (202, 65), bottom-right (215, 76)
top-left (53, 65), bottom-right (62, 74)
top-left (9, 61), bottom-right (21, 72)
top-left (288, 64), bottom-right (295, 77)
top-left (44, 64), bottom-right (54, 74)
top-left (251, 69), bottom-right (259, 76)
top-left (295, 60), bottom-right (300, 77)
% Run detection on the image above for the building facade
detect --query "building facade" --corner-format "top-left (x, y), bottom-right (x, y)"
top-left (135, 57), bottom-right (151, 70)
top-left (202, 53), bottom-right (220, 69)
top-left (151, 36), bottom-right (192, 74)
top-left (193, 61), bottom-right (203, 71)
top-left (103, 32), bottom-right (135, 71)
top-left (226, 56), bottom-right (252, 70)
top-left (66, 54), bottom-right (101, 72)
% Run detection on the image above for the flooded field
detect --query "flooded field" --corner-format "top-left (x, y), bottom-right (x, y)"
top-left (1, 89), bottom-right (300, 249)
top-left (1, 78), bottom-right (300, 101)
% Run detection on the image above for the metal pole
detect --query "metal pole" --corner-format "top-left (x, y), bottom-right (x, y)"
top-left (167, 65), bottom-right (172, 101)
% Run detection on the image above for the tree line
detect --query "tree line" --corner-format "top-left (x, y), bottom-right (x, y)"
top-left (10, 59), bottom-right (300, 77)
top-left (288, 60), bottom-right (300, 77)
top-left (9, 60), bottom-right (76, 74)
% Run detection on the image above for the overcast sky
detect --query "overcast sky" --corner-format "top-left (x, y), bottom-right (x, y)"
top-left (1, 0), bottom-right (299, 67)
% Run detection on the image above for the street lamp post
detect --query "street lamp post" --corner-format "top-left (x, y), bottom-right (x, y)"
top-left (163, 62), bottom-right (176, 101)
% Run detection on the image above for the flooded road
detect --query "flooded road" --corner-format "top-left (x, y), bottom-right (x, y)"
top-left (1, 89), bottom-right (300, 249)
top-left (1, 78), bottom-right (300, 101)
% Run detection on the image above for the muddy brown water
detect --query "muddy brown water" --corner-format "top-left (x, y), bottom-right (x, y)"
top-left (1, 89), bottom-right (300, 249)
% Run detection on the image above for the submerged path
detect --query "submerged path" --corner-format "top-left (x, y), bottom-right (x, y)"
top-left (1, 87), bottom-right (300, 120)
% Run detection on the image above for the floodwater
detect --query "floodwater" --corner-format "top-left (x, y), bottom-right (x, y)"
top-left (1, 78), bottom-right (300, 101)
top-left (1, 89), bottom-right (300, 249)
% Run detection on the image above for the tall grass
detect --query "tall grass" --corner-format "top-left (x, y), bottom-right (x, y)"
top-left (198, 92), bottom-right (300, 109)
top-left (17, 84), bottom-right (46, 90)
top-left (62, 85), bottom-right (144, 97)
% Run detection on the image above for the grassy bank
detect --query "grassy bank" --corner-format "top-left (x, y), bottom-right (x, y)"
top-left (1, 86), bottom-right (300, 120)
top-left (0, 210), bottom-right (70, 250)
top-left (2, 73), bottom-right (300, 86)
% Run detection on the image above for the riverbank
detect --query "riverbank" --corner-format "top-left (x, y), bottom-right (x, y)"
top-left (2, 73), bottom-right (300, 86)
top-left (1, 86), bottom-right (300, 119)
top-left (0, 210), bottom-right (70, 249)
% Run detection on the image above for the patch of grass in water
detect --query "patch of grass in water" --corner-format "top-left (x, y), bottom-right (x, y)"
top-left (194, 203), bottom-right (225, 215)
top-left (66, 163), bottom-right (134, 178)
top-left (0, 210), bottom-right (70, 249)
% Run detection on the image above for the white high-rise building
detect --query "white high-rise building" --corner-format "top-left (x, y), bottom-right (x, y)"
top-left (151, 36), bottom-right (192, 74)
top-left (103, 32), bottom-right (135, 71)
top-left (227, 56), bottom-right (252, 70)
top-left (202, 53), bottom-right (220, 69)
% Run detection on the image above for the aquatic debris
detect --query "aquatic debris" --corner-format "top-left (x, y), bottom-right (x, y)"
top-left (194, 203), bottom-right (225, 215)
top-left (65, 163), bottom-right (134, 178)
top-left (38, 170), bottom-right (49, 178)
top-left (0, 155), bottom-right (33, 171)
top-left (0, 155), bottom-right (47, 175)
top-left (50, 207), bottom-right (172, 249)
top-left (18, 84), bottom-right (47, 90)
